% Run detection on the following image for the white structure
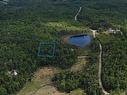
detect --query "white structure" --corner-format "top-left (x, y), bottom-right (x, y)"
top-left (71, 48), bottom-right (74, 52)
top-left (13, 70), bottom-right (18, 76)
top-left (107, 28), bottom-right (122, 35)
top-left (108, 28), bottom-right (114, 33)
top-left (8, 70), bottom-right (18, 76)
top-left (90, 29), bottom-right (97, 38)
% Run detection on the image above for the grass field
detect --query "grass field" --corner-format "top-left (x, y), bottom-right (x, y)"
top-left (17, 66), bottom-right (85, 95)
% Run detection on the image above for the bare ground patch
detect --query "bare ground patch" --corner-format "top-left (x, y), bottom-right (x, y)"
top-left (34, 67), bottom-right (54, 81)
top-left (17, 67), bottom-right (67, 95)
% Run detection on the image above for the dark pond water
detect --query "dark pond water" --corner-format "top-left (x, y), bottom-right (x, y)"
top-left (68, 34), bottom-right (91, 48)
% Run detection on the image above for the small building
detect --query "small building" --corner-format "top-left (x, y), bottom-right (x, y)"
top-left (107, 28), bottom-right (115, 33)
top-left (13, 70), bottom-right (18, 76)
top-left (107, 28), bottom-right (122, 35)
top-left (8, 70), bottom-right (18, 76)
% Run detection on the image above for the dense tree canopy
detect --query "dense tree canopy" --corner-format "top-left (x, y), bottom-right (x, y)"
top-left (0, 0), bottom-right (127, 95)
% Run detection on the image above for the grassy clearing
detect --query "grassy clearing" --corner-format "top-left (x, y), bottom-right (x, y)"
top-left (17, 67), bottom-right (59, 95)
top-left (17, 65), bottom-right (87, 95)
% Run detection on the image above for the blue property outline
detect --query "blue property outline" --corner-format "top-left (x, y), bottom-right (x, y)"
top-left (37, 41), bottom-right (56, 57)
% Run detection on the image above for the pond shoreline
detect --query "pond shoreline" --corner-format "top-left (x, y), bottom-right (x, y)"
top-left (63, 34), bottom-right (92, 48)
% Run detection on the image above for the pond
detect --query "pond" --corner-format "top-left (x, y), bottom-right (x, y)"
top-left (68, 34), bottom-right (92, 48)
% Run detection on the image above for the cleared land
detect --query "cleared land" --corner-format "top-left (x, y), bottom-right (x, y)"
top-left (17, 67), bottom-right (66, 95)
top-left (17, 66), bottom-right (85, 95)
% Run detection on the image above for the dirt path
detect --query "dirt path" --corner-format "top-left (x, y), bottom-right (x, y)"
top-left (0, 0), bottom-right (8, 4)
top-left (98, 43), bottom-right (109, 95)
top-left (75, 7), bottom-right (82, 21)
top-left (0, 1), bottom-right (7, 4)
top-left (17, 66), bottom-right (85, 95)
top-left (17, 67), bottom-right (67, 95)
top-left (90, 28), bottom-right (109, 95)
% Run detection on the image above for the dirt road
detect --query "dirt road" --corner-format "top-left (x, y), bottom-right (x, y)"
top-left (75, 7), bottom-right (82, 21)
top-left (98, 43), bottom-right (109, 95)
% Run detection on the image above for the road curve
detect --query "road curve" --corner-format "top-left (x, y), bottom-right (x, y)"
top-left (74, 7), bottom-right (109, 94)
top-left (98, 43), bottom-right (109, 95)
top-left (75, 7), bottom-right (82, 21)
